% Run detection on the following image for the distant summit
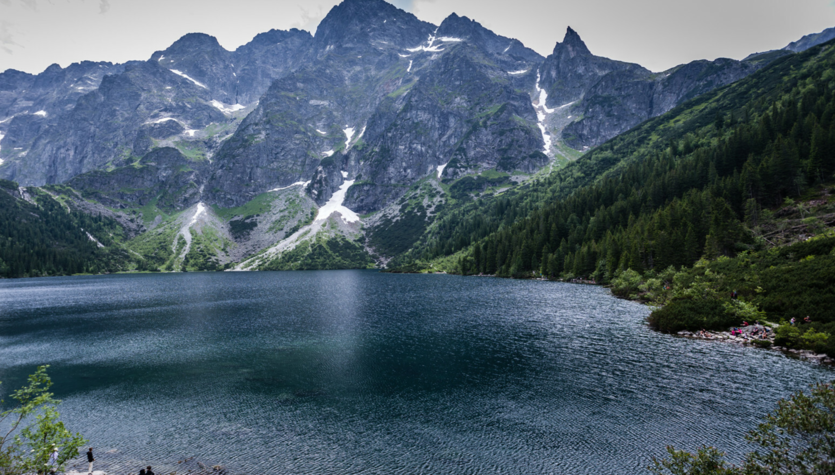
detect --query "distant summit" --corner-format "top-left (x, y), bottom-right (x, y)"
top-left (558, 27), bottom-right (591, 57)
top-left (784, 26), bottom-right (835, 52)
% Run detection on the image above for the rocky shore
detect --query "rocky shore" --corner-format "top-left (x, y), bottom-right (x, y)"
top-left (676, 325), bottom-right (834, 364)
top-left (63, 456), bottom-right (229, 475)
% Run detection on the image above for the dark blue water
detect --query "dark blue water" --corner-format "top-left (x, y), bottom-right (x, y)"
top-left (0, 271), bottom-right (830, 474)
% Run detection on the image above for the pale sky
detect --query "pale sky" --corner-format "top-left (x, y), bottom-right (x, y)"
top-left (1, 0), bottom-right (834, 74)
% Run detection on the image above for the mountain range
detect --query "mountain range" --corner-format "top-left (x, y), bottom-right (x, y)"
top-left (0, 0), bottom-right (832, 277)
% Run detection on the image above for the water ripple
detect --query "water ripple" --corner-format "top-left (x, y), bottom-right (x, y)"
top-left (0, 271), bottom-right (831, 474)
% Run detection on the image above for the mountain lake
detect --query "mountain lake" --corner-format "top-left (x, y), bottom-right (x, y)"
top-left (0, 270), bottom-right (831, 474)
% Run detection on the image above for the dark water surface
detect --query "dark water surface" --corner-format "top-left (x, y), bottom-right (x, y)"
top-left (0, 271), bottom-right (830, 474)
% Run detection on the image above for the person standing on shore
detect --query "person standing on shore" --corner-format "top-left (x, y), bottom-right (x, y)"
top-left (86, 447), bottom-right (95, 474)
top-left (146, 466), bottom-right (155, 475)
top-left (48, 445), bottom-right (58, 469)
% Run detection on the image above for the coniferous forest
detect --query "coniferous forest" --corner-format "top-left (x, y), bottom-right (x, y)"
top-left (390, 40), bottom-right (835, 353)
top-left (0, 180), bottom-right (129, 278)
top-left (409, 41), bottom-right (835, 280)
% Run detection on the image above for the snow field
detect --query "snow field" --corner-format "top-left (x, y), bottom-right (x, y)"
top-left (316, 178), bottom-right (360, 223)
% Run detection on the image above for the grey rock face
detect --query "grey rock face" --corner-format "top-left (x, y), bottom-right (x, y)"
top-left (540, 27), bottom-right (772, 149)
top-left (0, 61), bottom-right (125, 173)
top-left (1, 28), bottom-right (312, 186)
top-left (307, 155), bottom-right (346, 206)
top-left (206, 0), bottom-right (437, 208)
top-left (435, 13), bottom-right (543, 66)
top-left (312, 0), bottom-right (435, 53)
top-left (68, 147), bottom-right (206, 212)
top-left (343, 43), bottom-right (544, 213)
top-left (5, 60), bottom-right (227, 185)
top-left (539, 27), bottom-right (648, 108)
top-left (232, 29), bottom-right (314, 104)
top-left (0, 61), bottom-right (124, 122)
top-left (151, 28), bottom-right (313, 105)
top-left (562, 57), bottom-right (762, 148)
top-left (784, 26), bottom-right (835, 53)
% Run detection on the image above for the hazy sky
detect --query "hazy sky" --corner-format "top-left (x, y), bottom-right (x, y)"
top-left (1, 0), bottom-right (835, 74)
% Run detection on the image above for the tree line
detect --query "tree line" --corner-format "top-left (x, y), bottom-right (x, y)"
top-left (438, 42), bottom-right (835, 281)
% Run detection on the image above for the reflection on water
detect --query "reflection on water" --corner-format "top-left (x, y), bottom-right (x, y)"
top-left (0, 271), bottom-right (831, 474)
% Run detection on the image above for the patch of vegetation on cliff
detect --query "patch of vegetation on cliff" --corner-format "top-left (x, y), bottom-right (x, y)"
top-left (212, 192), bottom-right (279, 220)
top-left (368, 205), bottom-right (429, 257)
top-left (124, 215), bottom-right (182, 271)
top-left (260, 235), bottom-right (374, 271)
top-left (183, 227), bottom-right (230, 272)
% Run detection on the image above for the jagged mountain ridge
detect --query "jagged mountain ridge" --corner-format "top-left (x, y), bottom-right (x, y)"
top-left (0, 27), bottom-right (312, 185)
top-left (0, 0), bottom-right (831, 275)
top-left (1, 0), bottom-right (781, 193)
top-left (539, 28), bottom-right (772, 149)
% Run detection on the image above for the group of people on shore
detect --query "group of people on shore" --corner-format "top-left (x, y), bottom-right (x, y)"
top-left (47, 447), bottom-right (157, 475)
top-left (696, 321), bottom-right (773, 341)
top-left (730, 321), bottom-right (771, 340)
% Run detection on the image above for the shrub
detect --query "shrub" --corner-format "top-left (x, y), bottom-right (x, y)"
top-left (648, 298), bottom-right (741, 333)
top-left (611, 268), bottom-right (643, 298)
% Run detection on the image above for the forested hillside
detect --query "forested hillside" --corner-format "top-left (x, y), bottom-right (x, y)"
top-left (0, 180), bottom-right (131, 277)
top-left (399, 39), bottom-right (835, 281)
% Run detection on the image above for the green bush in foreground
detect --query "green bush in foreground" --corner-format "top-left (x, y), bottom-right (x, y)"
top-left (651, 380), bottom-right (835, 475)
top-left (0, 366), bottom-right (86, 475)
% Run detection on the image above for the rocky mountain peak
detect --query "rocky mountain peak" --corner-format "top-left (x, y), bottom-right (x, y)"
top-left (556, 26), bottom-right (591, 57)
top-left (239, 28), bottom-right (311, 50)
top-left (313, 0), bottom-right (435, 51)
top-left (784, 26), bottom-right (835, 53)
top-left (163, 33), bottom-right (226, 56)
top-left (435, 12), bottom-right (542, 63)
top-left (42, 63), bottom-right (64, 75)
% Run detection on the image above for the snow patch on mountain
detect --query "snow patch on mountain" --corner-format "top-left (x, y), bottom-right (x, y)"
top-left (344, 127), bottom-right (355, 149)
top-left (436, 161), bottom-right (449, 179)
top-left (190, 202), bottom-right (206, 227)
top-left (146, 117), bottom-right (185, 126)
top-left (316, 179), bottom-right (359, 223)
top-left (173, 202), bottom-right (207, 271)
top-left (534, 71), bottom-right (555, 156)
top-left (269, 181), bottom-right (310, 192)
top-left (407, 28), bottom-right (446, 53)
top-left (210, 100), bottom-right (246, 114)
top-left (170, 69), bottom-right (208, 89)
